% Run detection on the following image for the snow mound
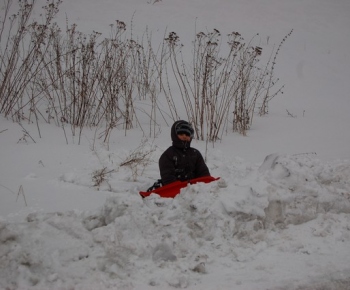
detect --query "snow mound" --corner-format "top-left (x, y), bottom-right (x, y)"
top-left (1, 154), bottom-right (350, 289)
top-left (259, 153), bottom-right (350, 227)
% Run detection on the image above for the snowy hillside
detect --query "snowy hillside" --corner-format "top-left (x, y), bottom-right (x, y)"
top-left (1, 0), bottom-right (350, 289)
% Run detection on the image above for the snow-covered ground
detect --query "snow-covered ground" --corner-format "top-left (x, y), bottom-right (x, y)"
top-left (1, 0), bottom-right (350, 289)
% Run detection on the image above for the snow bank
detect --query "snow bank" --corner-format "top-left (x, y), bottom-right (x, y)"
top-left (1, 154), bottom-right (350, 289)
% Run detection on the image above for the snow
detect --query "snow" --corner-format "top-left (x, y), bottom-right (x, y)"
top-left (1, 0), bottom-right (350, 289)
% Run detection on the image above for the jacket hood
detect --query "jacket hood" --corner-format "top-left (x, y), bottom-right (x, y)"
top-left (171, 120), bottom-right (192, 149)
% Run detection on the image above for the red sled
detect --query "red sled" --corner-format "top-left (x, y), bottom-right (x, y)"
top-left (139, 176), bottom-right (220, 198)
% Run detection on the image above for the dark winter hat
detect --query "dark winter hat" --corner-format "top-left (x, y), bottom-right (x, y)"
top-left (171, 120), bottom-right (194, 149)
top-left (174, 121), bottom-right (194, 138)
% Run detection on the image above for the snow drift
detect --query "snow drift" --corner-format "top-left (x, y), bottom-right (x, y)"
top-left (1, 154), bottom-right (350, 289)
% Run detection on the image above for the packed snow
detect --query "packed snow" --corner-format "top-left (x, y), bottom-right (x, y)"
top-left (1, 0), bottom-right (350, 289)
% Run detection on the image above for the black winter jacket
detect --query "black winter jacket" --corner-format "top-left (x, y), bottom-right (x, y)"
top-left (159, 121), bottom-right (210, 185)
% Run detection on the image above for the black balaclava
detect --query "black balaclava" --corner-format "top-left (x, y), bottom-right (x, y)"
top-left (171, 120), bottom-right (193, 150)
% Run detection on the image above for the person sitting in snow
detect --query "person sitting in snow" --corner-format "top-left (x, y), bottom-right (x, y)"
top-left (158, 120), bottom-right (210, 186)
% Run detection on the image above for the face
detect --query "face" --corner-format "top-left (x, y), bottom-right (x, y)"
top-left (177, 133), bottom-right (191, 142)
